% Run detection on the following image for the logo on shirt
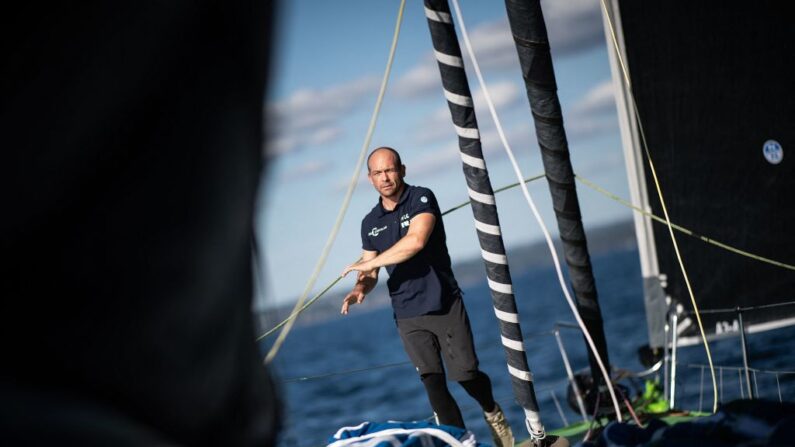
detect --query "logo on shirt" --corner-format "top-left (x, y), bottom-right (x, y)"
top-left (420, 196), bottom-right (428, 203)
top-left (400, 213), bottom-right (410, 229)
top-left (368, 225), bottom-right (387, 237)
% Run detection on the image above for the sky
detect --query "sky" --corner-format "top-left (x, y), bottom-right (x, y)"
top-left (255, 0), bottom-right (634, 308)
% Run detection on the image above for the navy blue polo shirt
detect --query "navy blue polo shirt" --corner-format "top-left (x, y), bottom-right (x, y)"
top-left (361, 184), bottom-right (460, 319)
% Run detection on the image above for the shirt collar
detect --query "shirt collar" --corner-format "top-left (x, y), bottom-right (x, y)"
top-left (377, 183), bottom-right (411, 215)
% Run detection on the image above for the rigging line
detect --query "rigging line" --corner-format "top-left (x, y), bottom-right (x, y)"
top-left (256, 274), bottom-right (347, 341)
top-left (441, 172), bottom-right (547, 216)
top-left (256, 173), bottom-right (547, 342)
top-left (258, 167), bottom-right (791, 344)
top-left (263, 0), bottom-right (407, 364)
top-left (575, 175), bottom-right (795, 271)
top-left (598, 0), bottom-right (718, 413)
top-left (687, 364), bottom-right (795, 376)
top-left (282, 361), bottom-right (412, 384)
top-left (681, 299), bottom-right (795, 315)
top-left (450, 0), bottom-right (622, 422)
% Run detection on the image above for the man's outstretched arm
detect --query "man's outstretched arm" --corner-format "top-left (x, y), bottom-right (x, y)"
top-left (341, 212), bottom-right (435, 278)
top-left (341, 249), bottom-right (378, 315)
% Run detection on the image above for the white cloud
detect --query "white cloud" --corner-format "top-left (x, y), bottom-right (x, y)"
top-left (543, 0), bottom-right (605, 55)
top-left (413, 81), bottom-right (523, 145)
top-left (308, 127), bottom-right (343, 145)
top-left (474, 81), bottom-right (521, 110)
top-left (330, 123), bottom-right (537, 193)
top-left (465, 20), bottom-right (518, 71)
top-left (567, 80), bottom-right (617, 139)
top-left (278, 160), bottom-right (334, 183)
top-left (392, 56), bottom-right (440, 99)
top-left (392, 1), bottom-right (603, 98)
top-left (410, 125), bottom-right (537, 179)
top-left (415, 107), bottom-right (454, 145)
top-left (409, 143), bottom-right (461, 178)
top-left (265, 76), bottom-right (380, 157)
top-left (571, 80), bottom-right (615, 115)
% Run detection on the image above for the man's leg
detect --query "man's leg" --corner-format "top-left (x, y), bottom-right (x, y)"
top-left (459, 371), bottom-right (497, 412)
top-left (439, 297), bottom-right (515, 447)
top-left (421, 373), bottom-right (465, 428)
top-left (397, 317), bottom-right (465, 428)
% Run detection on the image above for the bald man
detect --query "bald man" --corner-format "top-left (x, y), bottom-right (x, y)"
top-left (341, 147), bottom-right (514, 447)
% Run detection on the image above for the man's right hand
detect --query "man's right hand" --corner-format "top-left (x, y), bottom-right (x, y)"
top-left (341, 289), bottom-right (365, 315)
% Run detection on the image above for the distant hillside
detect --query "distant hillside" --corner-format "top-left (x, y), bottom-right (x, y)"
top-left (256, 219), bottom-right (637, 333)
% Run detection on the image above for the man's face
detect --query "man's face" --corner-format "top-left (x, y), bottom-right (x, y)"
top-left (367, 150), bottom-right (405, 200)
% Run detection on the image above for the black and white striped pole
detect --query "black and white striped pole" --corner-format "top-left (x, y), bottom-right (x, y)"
top-left (424, 0), bottom-right (546, 438)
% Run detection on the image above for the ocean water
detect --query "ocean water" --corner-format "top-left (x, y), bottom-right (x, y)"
top-left (264, 248), bottom-right (795, 447)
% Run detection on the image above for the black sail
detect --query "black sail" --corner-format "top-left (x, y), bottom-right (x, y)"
top-left (611, 0), bottom-right (795, 345)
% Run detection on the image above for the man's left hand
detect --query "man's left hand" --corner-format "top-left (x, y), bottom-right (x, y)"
top-left (341, 260), bottom-right (372, 278)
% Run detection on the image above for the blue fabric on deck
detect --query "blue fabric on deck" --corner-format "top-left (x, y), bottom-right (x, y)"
top-left (328, 420), bottom-right (484, 447)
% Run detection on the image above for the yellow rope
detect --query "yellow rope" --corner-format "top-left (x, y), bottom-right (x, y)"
top-left (575, 175), bottom-right (795, 271)
top-left (264, 0), bottom-right (406, 364)
top-left (599, 0), bottom-right (718, 412)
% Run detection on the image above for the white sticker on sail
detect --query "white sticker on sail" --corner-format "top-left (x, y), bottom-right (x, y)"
top-left (763, 139), bottom-right (783, 165)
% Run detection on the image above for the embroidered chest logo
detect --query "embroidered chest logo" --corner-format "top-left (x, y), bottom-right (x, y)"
top-left (368, 225), bottom-right (387, 237)
top-left (400, 213), bottom-right (410, 229)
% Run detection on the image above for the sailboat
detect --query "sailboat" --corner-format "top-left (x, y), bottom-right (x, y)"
top-left (263, 0), bottom-right (795, 445)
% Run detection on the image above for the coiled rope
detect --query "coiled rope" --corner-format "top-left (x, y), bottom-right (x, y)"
top-left (598, 0), bottom-right (718, 412)
top-left (264, 0), bottom-right (406, 364)
top-left (449, 0), bottom-right (622, 421)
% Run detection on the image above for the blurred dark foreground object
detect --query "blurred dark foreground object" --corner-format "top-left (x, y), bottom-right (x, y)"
top-left (1, 2), bottom-right (280, 444)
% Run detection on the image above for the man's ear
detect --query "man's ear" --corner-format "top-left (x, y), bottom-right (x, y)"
top-left (400, 164), bottom-right (406, 178)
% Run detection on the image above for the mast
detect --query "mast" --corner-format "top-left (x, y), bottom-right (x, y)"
top-left (503, 0), bottom-right (612, 388)
top-left (599, 0), bottom-right (667, 354)
top-left (424, 0), bottom-right (547, 439)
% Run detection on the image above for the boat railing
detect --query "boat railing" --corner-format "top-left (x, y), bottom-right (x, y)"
top-left (685, 363), bottom-right (795, 412)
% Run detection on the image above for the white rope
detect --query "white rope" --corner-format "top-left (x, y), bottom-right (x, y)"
top-left (264, 0), bottom-right (406, 364)
top-left (449, 0), bottom-right (623, 422)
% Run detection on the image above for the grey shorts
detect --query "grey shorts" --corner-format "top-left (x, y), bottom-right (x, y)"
top-left (395, 297), bottom-right (479, 382)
